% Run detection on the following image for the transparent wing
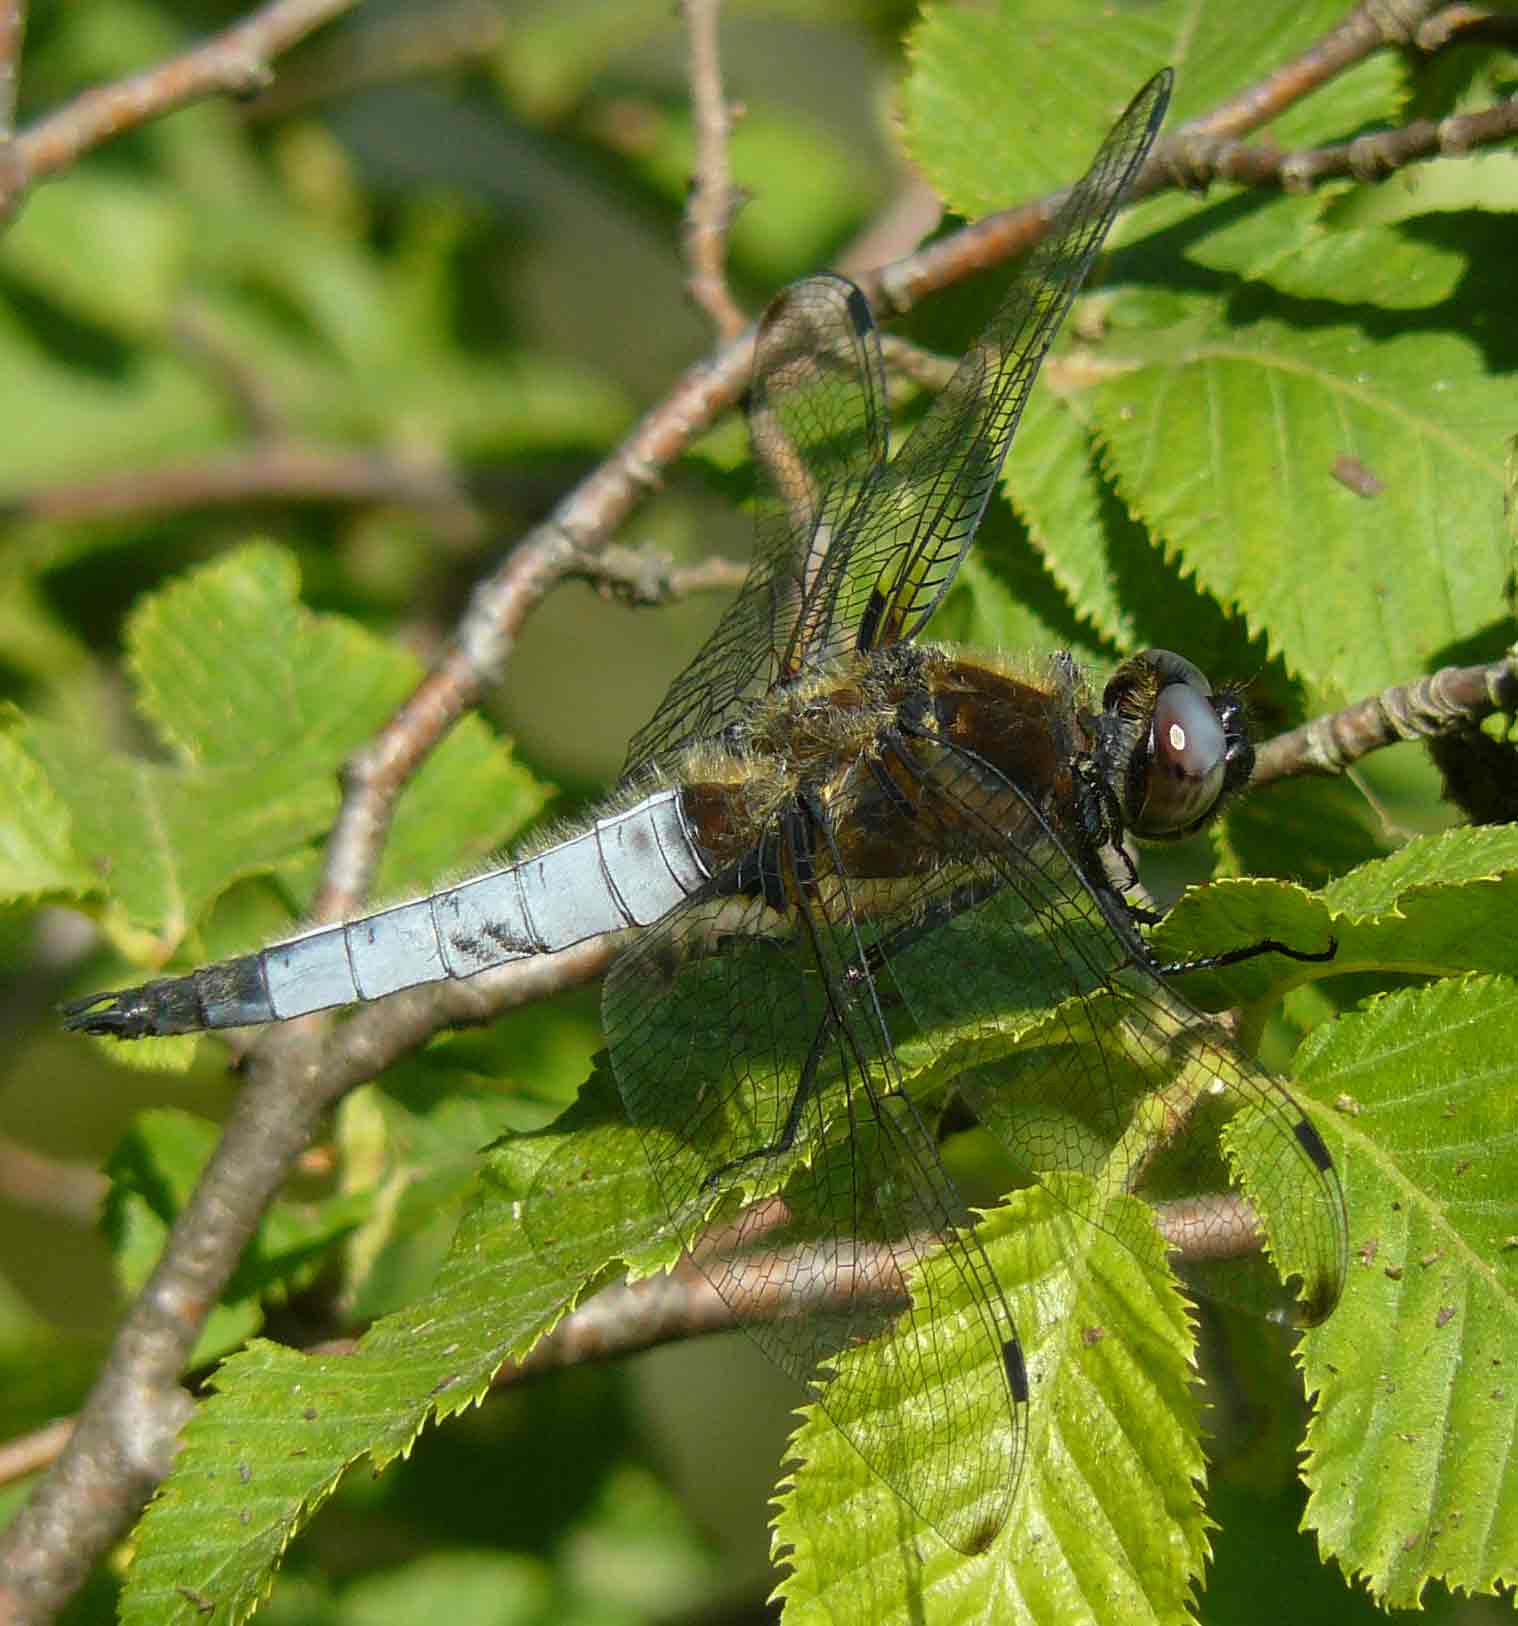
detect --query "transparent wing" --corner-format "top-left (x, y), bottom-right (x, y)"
top-left (622, 277), bottom-right (889, 779)
top-left (846, 69), bottom-right (1172, 657)
top-left (855, 729), bottom-right (1348, 1327)
top-left (602, 842), bottom-right (1026, 1554)
top-left (623, 68), bottom-right (1171, 779)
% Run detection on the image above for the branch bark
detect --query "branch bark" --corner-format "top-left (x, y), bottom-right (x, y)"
top-left (681, 0), bottom-right (747, 340)
top-left (0, 0), bottom-right (357, 220)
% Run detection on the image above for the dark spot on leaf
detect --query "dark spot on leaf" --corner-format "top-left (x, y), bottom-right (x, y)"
top-left (1331, 455), bottom-right (1384, 498)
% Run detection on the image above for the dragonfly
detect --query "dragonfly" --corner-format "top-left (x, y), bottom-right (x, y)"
top-left (65, 69), bottom-right (1347, 1554)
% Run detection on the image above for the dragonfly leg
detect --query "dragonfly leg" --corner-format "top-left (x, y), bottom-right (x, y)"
top-left (699, 1000), bottom-right (838, 1196)
top-left (1151, 934), bottom-right (1338, 977)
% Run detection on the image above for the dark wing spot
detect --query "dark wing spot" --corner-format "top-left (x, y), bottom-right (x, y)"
top-left (1293, 1116), bottom-right (1333, 1172)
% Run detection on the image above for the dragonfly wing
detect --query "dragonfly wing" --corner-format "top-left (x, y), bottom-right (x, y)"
top-left (622, 71), bottom-right (1172, 779)
top-left (622, 277), bottom-right (889, 779)
top-left (602, 848), bottom-right (1025, 1553)
top-left (851, 70), bottom-right (1171, 656)
top-left (851, 729), bottom-right (1348, 1328)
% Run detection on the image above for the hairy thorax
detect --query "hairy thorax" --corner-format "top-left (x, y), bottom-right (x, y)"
top-left (675, 645), bottom-right (1091, 884)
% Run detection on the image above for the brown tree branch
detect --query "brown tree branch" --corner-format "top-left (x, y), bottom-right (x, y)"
top-left (1168, 93), bottom-right (1518, 193)
top-left (0, 1421), bottom-right (72, 1495)
top-left (0, 1133), bottom-right (106, 1225)
top-left (6, 441), bottom-right (484, 537)
top-left (1254, 651), bottom-right (1518, 785)
top-left (0, 0), bottom-right (358, 221)
top-left (1176, 0), bottom-right (1439, 142)
top-left (681, 0), bottom-right (747, 340)
top-left (1415, 3), bottom-right (1518, 53)
top-left (0, 2), bottom-right (24, 141)
top-left (567, 541), bottom-right (749, 607)
top-left (872, 0), bottom-right (1455, 317)
top-left (0, 1186), bottom-right (1269, 1498)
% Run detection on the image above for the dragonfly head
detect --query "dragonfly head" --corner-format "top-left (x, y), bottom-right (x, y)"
top-left (1098, 649), bottom-right (1254, 842)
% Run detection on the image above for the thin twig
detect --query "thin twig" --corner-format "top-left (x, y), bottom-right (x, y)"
top-left (0, 1134), bottom-right (106, 1226)
top-left (877, 334), bottom-right (958, 394)
top-left (1254, 651), bottom-right (1518, 785)
top-left (0, 0), bottom-right (358, 220)
top-left (1176, 0), bottom-right (1441, 142)
top-left (569, 541), bottom-right (749, 607)
top-left (1416, 3), bottom-right (1518, 51)
top-left (681, 0), bottom-right (747, 340)
top-left (6, 442), bottom-right (485, 543)
top-left (169, 300), bottom-right (289, 441)
top-left (0, 1421), bottom-right (72, 1494)
top-left (874, 0), bottom-right (1445, 316)
top-left (1156, 1194), bottom-right (1263, 1263)
top-left (1167, 94), bottom-right (1518, 193)
top-left (0, 1), bottom-right (25, 141)
top-left (0, 1184), bottom-right (1270, 1497)
top-left (246, 0), bottom-right (503, 123)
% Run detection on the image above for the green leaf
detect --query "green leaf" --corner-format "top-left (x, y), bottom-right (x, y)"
top-left (0, 173), bottom-right (189, 335)
top-left (119, 1065), bottom-right (670, 1626)
top-left (903, 0), bottom-right (1401, 221)
top-left (1152, 825), bottom-right (1518, 1017)
top-left (1092, 226), bottom-right (1513, 701)
top-left (904, 10), bottom-right (1510, 708)
top-left (0, 723), bottom-right (97, 902)
top-left (775, 1182), bottom-right (1205, 1624)
top-left (1295, 976), bottom-right (1518, 1606)
top-left (104, 1110), bottom-right (370, 1368)
top-left (29, 541), bottom-right (546, 968)
top-left (313, 1552), bottom-right (555, 1626)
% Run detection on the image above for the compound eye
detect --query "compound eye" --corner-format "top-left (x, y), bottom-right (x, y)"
top-left (1133, 679), bottom-right (1228, 836)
